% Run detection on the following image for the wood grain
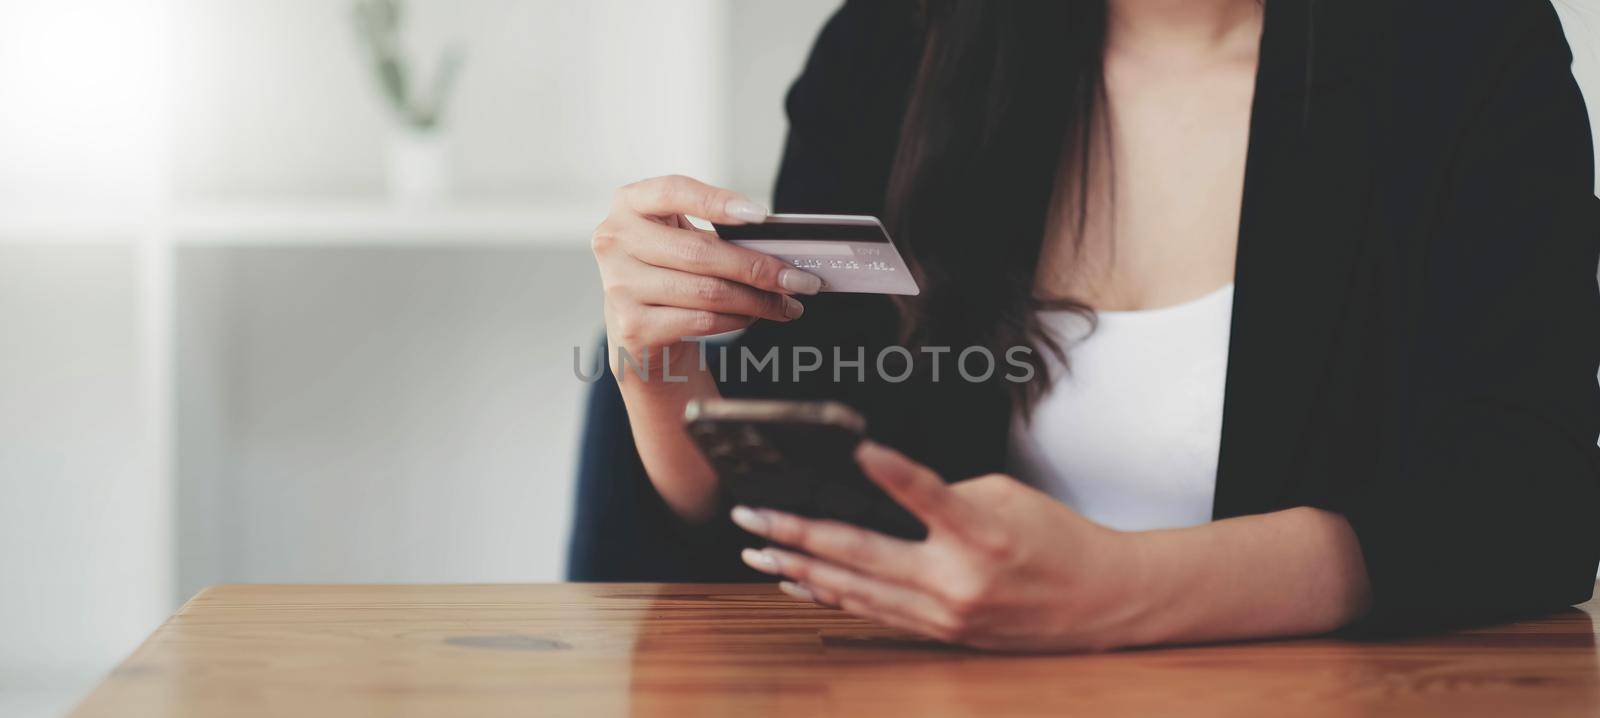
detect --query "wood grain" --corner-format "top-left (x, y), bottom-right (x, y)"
top-left (70, 581), bottom-right (1600, 717)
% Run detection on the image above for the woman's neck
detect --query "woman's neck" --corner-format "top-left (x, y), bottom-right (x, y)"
top-left (1107, 0), bottom-right (1263, 57)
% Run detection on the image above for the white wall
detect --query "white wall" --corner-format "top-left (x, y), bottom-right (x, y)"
top-left (176, 247), bottom-right (603, 595)
top-left (166, 0), bottom-right (836, 598)
top-left (170, 0), bottom-right (735, 201)
top-left (0, 2), bottom-right (839, 716)
top-left (0, 243), bottom-right (170, 710)
top-left (0, 1), bottom-right (174, 713)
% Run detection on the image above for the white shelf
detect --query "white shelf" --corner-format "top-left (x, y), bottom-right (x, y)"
top-left (0, 199), bottom-right (608, 247)
top-left (0, 205), bottom-right (159, 242)
top-left (171, 199), bottom-right (604, 246)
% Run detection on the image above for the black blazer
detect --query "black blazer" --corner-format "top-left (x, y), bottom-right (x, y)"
top-left (570, 0), bottom-right (1600, 636)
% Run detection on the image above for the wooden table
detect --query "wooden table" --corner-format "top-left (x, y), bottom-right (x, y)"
top-left (72, 582), bottom-right (1600, 717)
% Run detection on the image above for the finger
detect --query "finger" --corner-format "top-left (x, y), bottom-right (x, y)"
top-left (625, 263), bottom-right (803, 323)
top-left (747, 548), bottom-right (956, 640)
top-left (837, 596), bottom-right (955, 643)
top-left (784, 580), bottom-right (926, 637)
top-left (731, 506), bottom-right (920, 584)
top-left (617, 216), bottom-right (822, 296)
top-left (611, 303), bottom-right (754, 351)
top-left (643, 305), bottom-right (754, 340)
top-left (616, 174), bottom-right (769, 225)
top-left (855, 441), bottom-right (983, 536)
top-left (746, 548), bottom-right (941, 616)
top-left (778, 581), bottom-right (839, 608)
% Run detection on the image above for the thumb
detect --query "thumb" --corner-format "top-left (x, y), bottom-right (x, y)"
top-left (856, 441), bottom-right (978, 534)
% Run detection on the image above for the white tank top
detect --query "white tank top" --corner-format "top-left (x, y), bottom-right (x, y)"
top-left (1006, 284), bottom-right (1235, 532)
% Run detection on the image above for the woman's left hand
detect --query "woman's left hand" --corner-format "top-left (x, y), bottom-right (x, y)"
top-left (731, 441), bottom-right (1157, 652)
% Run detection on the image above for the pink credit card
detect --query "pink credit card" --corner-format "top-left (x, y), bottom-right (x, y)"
top-left (713, 214), bottom-right (920, 296)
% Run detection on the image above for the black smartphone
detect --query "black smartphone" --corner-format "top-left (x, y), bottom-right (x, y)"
top-left (684, 399), bottom-right (927, 540)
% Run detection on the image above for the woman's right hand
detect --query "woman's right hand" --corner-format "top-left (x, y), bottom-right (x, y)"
top-left (591, 175), bottom-right (823, 385)
top-left (592, 175), bottom-right (823, 521)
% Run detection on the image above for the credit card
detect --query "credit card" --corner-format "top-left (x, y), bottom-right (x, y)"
top-left (713, 214), bottom-right (920, 296)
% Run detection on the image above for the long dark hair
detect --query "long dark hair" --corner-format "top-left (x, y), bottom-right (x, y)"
top-left (885, 2), bottom-right (1109, 411)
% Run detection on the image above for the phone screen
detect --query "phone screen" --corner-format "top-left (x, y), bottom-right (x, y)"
top-left (685, 400), bottom-right (927, 540)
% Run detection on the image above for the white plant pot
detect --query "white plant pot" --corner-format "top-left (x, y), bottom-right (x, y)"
top-left (386, 128), bottom-right (453, 203)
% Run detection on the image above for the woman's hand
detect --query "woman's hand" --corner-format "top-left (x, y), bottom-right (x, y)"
top-left (592, 174), bottom-right (822, 382)
top-left (730, 442), bottom-right (1155, 652)
top-left (592, 175), bottom-right (824, 523)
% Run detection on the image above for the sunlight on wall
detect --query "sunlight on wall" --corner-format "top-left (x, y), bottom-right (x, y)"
top-left (0, 0), bottom-right (172, 208)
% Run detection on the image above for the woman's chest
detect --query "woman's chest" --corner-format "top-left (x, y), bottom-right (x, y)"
top-left (1040, 59), bottom-right (1256, 310)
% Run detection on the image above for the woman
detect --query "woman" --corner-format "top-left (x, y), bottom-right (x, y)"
top-left (574, 0), bottom-right (1600, 651)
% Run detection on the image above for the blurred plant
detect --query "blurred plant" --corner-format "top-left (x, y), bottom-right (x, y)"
top-left (352, 0), bottom-right (464, 132)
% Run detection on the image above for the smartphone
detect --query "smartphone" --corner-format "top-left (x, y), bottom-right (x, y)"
top-left (684, 398), bottom-right (927, 540)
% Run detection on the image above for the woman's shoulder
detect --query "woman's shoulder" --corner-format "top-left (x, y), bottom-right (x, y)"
top-left (1374, 0), bottom-right (1574, 82)
top-left (1391, 0), bottom-right (1569, 49)
top-left (773, 0), bottom-right (923, 215)
top-left (799, 0), bottom-right (922, 69)
top-left (1326, 1), bottom-right (1571, 75)
top-left (1324, 0), bottom-right (1582, 141)
top-left (783, 0), bottom-right (922, 133)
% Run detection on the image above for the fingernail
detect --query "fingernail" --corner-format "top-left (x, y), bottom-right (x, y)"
top-left (779, 581), bottom-right (815, 602)
top-left (782, 296), bottom-right (805, 320)
top-left (731, 505), bottom-right (770, 535)
top-left (779, 268), bottom-right (823, 295)
top-left (742, 547), bottom-right (779, 573)
top-left (724, 197), bottom-right (769, 223)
